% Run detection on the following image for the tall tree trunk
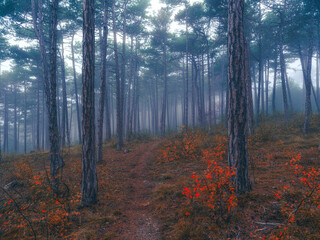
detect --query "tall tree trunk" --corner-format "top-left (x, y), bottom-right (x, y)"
top-left (112, 0), bottom-right (122, 150)
top-left (279, 12), bottom-right (289, 122)
top-left (14, 86), bottom-right (18, 153)
top-left (257, 57), bottom-right (263, 118)
top-left (31, 0), bottom-right (63, 184)
top-left (191, 55), bottom-right (195, 128)
top-left (245, 40), bottom-right (254, 134)
top-left (36, 70), bottom-right (40, 150)
top-left (212, 58), bottom-right (216, 125)
top-left (81, 0), bottom-right (98, 207)
top-left (317, 47), bottom-right (319, 106)
top-left (193, 57), bottom-right (201, 126)
top-left (3, 89), bottom-right (8, 153)
top-left (60, 39), bottom-right (70, 147)
top-left (285, 72), bottom-right (293, 111)
top-left (69, 102), bottom-right (73, 137)
top-left (160, 31), bottom-right (168, 137)
top-left (24, 81), bottom-right (27, 154)
top-left (71, 34), bottom-right (82, 143)
top-left (126, 36), bottom-right (134, 140)
top-left (105, 69), bottom-right (111, 140)
top-left (201, 54), bottom-right (205, 128)
top-left (129, 39), bottom-right (139, 135)
top-left (265, 58), bottom-right (269, 115)
top-left (261, 63), bottom-right (264, 115)
top-left (185, 16), bottom-right (189, 129)
top-left (57, 74), bottom-right (61, 132)
top-left (0, 131), bottom-right (1, 161)
top-left (252, 66), bottom-right (257, 113)
top-left (121, 0), bottom-right (128, 140)
top-left (97, 0), bottom-right (108, 162)
top-left (42, 87), bottom-right (45, 150)
top-left (221, 59), bottom-right (225, 121)
top-left (299, 40), bottom-right (314, 132)
top-left (272, 50), bottom-right (278, 113)
top-left (48, 0), bottom-right (64, 186)
top-left (207, 42), bottom-right (212, 129)
top-left (227, 0), bottom-right (251, 194)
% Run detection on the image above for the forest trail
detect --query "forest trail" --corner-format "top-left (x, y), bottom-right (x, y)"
top-left (100, 141), bottom-right (161, 240)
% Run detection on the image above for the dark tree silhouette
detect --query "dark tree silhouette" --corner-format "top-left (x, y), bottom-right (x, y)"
top-left (227, 0), bottom-right (251, 194)
top-left (81, 0), bottom-right (98, 207)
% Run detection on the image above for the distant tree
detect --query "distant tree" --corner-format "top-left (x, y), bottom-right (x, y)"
top-left (97, 0), bottom-right (109, 163)
top-left (151, 8), bottom-right (171, 137)
top-left (227, 0), bottom-right (251, 193)
top-left (112, 0), bottom-right (122, 150)
top-left (31, 0), bottom-right (63, 190)
top-left (70, 33), bottom-right (82, 143)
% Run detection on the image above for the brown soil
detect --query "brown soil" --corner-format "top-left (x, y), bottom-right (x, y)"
top-left (98, 141), bottom-right (161, 240)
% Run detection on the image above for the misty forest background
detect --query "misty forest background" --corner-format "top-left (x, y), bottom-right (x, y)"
top-left (1, 0), bottom-right (320, 239)
top-left (0, 0), bottom-right (319, 154)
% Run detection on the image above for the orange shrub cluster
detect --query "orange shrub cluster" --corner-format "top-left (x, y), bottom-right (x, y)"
top-left (0, 161), bottom-right (80, 239)
top-left (182, 136), bottom-right (236, 220)
top-left (160, 129), bottom-right (206, 163)
top-left (273, 152), bottom-right (320, 239)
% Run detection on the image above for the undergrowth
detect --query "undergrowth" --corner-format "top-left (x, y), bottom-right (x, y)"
top-left (154, 115), bottom-right (320, 239)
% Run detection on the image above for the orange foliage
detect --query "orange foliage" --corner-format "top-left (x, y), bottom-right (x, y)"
top-left (160, 128), bottom-right (206, 163)
top-left (0, 161), bottom-right (81, 239)
top-left (273, 152), bottom-right (320, 239)
top-left (182, 136), bottom-right (237, 220)
top-left (160, 132), bottom-right (236, 222)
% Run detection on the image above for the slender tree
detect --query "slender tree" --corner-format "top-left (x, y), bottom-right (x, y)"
top-left (112, 0), bottom-right (122, 150)
top-left (97, 0), bottom-right (108, 162)
top-left (31, 0), bottom-right (63, 187)
top-left (71, 33), bottom-right (82, 143)
top-left (160, 9), bottom-right (169, 137)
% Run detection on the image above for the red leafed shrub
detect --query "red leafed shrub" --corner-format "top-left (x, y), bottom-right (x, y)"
top-left (273, 152), bottom-right (320, 239)
top-left (0, 161), bottom-right (80, 239)
top-left (182, 136), bottom-right (237, 221)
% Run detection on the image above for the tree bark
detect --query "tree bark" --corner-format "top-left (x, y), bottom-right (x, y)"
top-left (245, 40), bottom-right (254, 134)
top-left (14, 86), bottom-right (18, 153)
top-left (227, 0), bottom-right (251, 194)
top-left (3, 89), bottom-right (8, 153)
top-left (272, 50), bottom-right (277, 113)
top-left (279, 12), bottom-right (289, 122)
top-left (126, 36), bottom-right (134, 140)
top-left (121, 0), bottom-right (128, 140)
top-left (265, 58), bottom-right (269, 115)
top-left (81, 0), bottom-right (98, 207)
top-left (160, 28), bottom-right (168, 137)
top-left (112, 0), bottom-right (122, 150)
top-left (97, 0), bottom-right (108, 163)
top-left (59, 40), bottom-right (70, 147)
top-left (105, 71), bottom-right (111, 140)
top-left (191, 55), bottom-right (195, 128)
top-left (36, 70), bottom-right (40, 150)
top-left (317, 47), bottom-right (319, 106)
top-left (185, 5), bottom-right (189, 128)
top-left (31, 0), bottom-right (63, 184)
top-left (207, 42), bottom-right (212, 129)
top-left (71, 34), bottom-right (82, 143)
top-left (24, 81), bottom-right (27, 154)
top-left (48, 0), bottom-right (63, 180)
top-left (212, 58), bottom-right (216, 125)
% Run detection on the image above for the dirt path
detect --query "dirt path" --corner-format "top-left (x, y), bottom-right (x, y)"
top-left (102, 141), bottom-right (161, 240)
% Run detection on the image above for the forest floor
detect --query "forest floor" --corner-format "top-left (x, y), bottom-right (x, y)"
top-left (1, 115), bottom-right (320, 239)
top-left (95, 140), bottom-right (162, 240)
